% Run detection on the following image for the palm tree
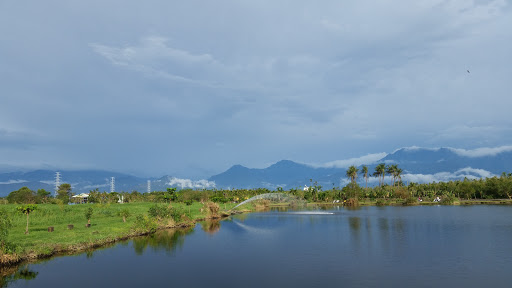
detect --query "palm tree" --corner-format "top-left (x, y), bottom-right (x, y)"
top-left (361, 166), bottom-right (369, 189)
top-left (373, 163), bottom-right (386, 186)
top-left (394, 167), bottom-right (403, 186)
top-left (386, 164), bottom-right (398, 186)
top-left (346, 165), bottom-right (359, 184)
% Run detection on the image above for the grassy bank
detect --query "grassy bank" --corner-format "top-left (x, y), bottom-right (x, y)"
top-left (0, 202), bottom-right (237, 266)
top-left (3, 197), bottom-right (512, 267)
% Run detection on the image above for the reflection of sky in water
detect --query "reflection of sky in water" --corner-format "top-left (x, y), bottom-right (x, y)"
top-left (5, 206), bottom-right (512, 288)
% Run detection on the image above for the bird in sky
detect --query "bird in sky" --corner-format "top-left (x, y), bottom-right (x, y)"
top-left (467, 70), bottom-right (470, 73)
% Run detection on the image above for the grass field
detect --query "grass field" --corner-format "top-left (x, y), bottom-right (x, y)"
top-left (1, 202), bottom-right (237, 264)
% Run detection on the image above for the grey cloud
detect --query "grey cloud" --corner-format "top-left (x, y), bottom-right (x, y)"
top-left (1, 0), bottom-right (511, 178)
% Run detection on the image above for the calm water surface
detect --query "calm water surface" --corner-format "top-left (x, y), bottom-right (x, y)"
top-left (3, 205), bottom-right (512, 287)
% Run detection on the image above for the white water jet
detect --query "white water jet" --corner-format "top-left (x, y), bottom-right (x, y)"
top-left (232, 193), bottom-right (305, 209)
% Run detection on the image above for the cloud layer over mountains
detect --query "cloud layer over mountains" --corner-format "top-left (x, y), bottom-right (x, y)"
top-left (1, 1), bottom-right (511, 178)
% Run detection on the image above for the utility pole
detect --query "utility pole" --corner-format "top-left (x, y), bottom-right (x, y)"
top-left (55, 172), bottom-right (61, 197)
top-left (110, 177), bottom-right (115, 193)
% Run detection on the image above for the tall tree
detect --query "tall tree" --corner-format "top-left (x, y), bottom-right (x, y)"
top-left (361, 166), bottom-right (369, 189)
top-left (57, 183), bottom-right (72, 203)
top-left (394, 167), bottom-right (403, 186)
top-left (7, 187), bottom-right (35, 204)
top-left (17, 204), bottom-right (37, 234)
top-left (346, 165), bottom-right (359, 184)
top-left (36, 189), bottom-right (51, 203)
top-left (386, 164), bottom-right (398, 186)
top-left (373, 163), bottom-right (386, 186)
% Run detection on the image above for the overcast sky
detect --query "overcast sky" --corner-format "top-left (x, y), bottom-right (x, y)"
top-left (1, 0), bottom-right (511, 179)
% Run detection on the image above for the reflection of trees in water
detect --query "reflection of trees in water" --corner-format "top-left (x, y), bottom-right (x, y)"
top-left (132, 227), bottom-right (194, 256)
top-left (201, 220), bottom-right (221, 235)
top-left (349, 217), bottom-right (361, 231)
top-left (0, 265), bottom-right (38, 287)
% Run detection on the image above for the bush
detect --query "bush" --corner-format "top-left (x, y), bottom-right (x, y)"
top-left (203, 202), bottom-right (220, 218)
top-left (375, 199), bottom-right (388, 206)
top-left (85, 207), bottom-right (93, 224)
top-left (402, 197), bottom-right (418, 206)
top-left (345, 198), bottom-right (359, 207)
top-left (131, 214), bottom-right (157, 234)
top-left (118, 208), bottom-right (131, 222)
top-left (148, 204), bottom-right (169, 219)
top-left (148, 204), bottom-right (188, 223)
top-left (441, 194), bottom-right (456, 205)
top-left (0, 209), bottom-right (13, 253)
top-left (394, 187), bottom-right (409, 199)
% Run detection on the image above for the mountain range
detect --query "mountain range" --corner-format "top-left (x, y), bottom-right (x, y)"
top-left (1, 146), bottom-right (511, 196)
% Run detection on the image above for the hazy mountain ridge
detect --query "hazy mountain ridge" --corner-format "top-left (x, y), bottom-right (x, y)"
top-left (2, 146), bottom-right (512, 196)
top-left (210, 147), bottom-right (512, 189)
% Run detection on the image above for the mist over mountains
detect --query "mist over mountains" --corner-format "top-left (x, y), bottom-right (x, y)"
top-left (1, 146), bottom-right (511, 196)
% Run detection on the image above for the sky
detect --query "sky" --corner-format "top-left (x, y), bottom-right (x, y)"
top-left (1, 0), bottom-right (511, 179)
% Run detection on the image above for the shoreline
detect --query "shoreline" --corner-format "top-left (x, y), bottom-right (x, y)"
top-left (0, 209), bottom-right (243, 269)
top-left (2, 199), bottom-right (511, 269)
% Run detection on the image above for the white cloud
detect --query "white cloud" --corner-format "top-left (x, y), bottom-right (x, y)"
top-left (318, 153), bottom-right (388, 168)
top-left (402, 167), bottom-right (494, 183)
top-left (448, 146), bottom-right (512, 158)
top-left (0, 179), bottom-right (27, 185)
top-left (83, 184), bottom-right (110, 190)
top-left (1, 0), bottom-right (511, 178)
top-left (167, 177), bottom-right (216, 189)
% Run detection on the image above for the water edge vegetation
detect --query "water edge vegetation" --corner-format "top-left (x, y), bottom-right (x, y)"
top-left (1, 164), bottom-right (512, 268)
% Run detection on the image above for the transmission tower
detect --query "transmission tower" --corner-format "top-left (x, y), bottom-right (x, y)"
top-left (147, 180), bottom-right (151, 193)
top-left (110, 177), bottom-right (115, 193)
top-left (55, 172), bottom-right (61, 197)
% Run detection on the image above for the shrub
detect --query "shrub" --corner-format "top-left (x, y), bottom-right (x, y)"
top-left (0, 209), bottom-right (13, 253)
top-left (17, 204), bottom-right (37, 235)
top-left (394, 187), bottom-right (409, 199)
top-left (402, 197), bottom-right (418, 206)
top-left (148, 204), bottom-right (188, 223)
top-left (345, 198), bottom-right (359, 207)
top-left (85, 207), bottom-right (93, 224)
top-left (254, 199), bottom-right (270, 210)
top-left (441, 194), bottom-right (456, 205)
top-left (131, 214), bottom-right (157, 234)
top-left (118, 208), bottom-right (131, 222)
top-left (148, 204), bottom-right (169, 219)
top-left (203, 202), bottom-right (220, 218)
top-left (375, 199), bottom-right (388, 206)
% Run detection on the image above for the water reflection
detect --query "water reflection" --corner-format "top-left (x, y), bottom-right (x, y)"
top-left (132, 227), bottom-right (194, 256)
top-left (2, 206), bottom-right (512, 288)
top-left (200, 220), bottom-right (221, 235)
top-left (0, 266), bottom-right (38, 287)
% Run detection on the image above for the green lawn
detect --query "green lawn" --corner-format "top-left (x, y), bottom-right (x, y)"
top-left (2, 202), bottom-right (236, 259)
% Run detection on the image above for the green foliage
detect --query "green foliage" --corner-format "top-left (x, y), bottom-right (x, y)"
top-left (147, 204), bottom-right (187, 222)
top-left (164, 188), bottom-right (178, 202)
top-left (346, 165), bottom-right (359, 184)
top-left (440, 194), bottom-right (456, 205)
top-left (17, 204), bottom-right (38, 215)
top-left (118, 208), bottom-right (131, 222)
top-left (375, 199), bottom-right (388, 206)
top-left (0, 209), bottom-right (13, 253)
top-left (402, 197), bottom-right (418, 206)
top-left (132, 214), bottom-right (157, 233)
top-left (85, 207), bottom-right (93, 222)
top-left (7, 187), bottom-right (36, 204)
top-left (17, 204), bottom-right (38, 234)
top-left (57, 183), bottom-right (72, 203)
top-left (148, 204), bottom-right (169, 219)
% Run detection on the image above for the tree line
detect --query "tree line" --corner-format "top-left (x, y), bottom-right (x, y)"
top-left (2, 168), bottom-right (512, 205)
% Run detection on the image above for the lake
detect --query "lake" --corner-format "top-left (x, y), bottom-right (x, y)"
top-left (3, 205), bottom-right (512, 287)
